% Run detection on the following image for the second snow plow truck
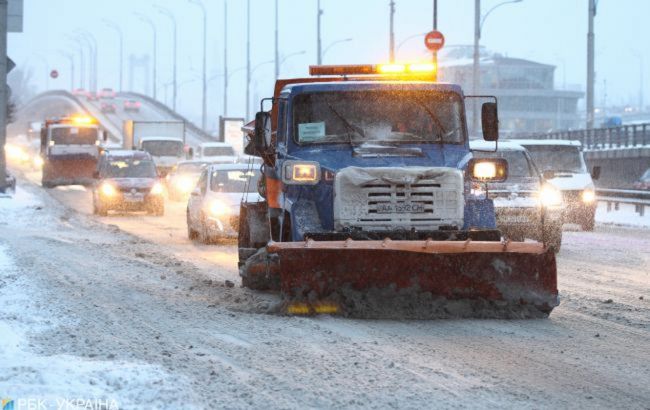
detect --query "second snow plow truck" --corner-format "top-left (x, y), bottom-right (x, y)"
top-left (238, 63), bottom-right (559, 318)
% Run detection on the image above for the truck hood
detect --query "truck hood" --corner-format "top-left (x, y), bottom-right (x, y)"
top-left (287, 144), bottom-right (470, 171)
top-left (104, 178), bottom-right (157, 190)
top-left (546, 173), bottom-right (594, 191)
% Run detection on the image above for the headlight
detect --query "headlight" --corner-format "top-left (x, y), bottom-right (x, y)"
top-left (174, 176), bottom-right (194, 193)
top-left (100, 183), bottom-right (117, 197)
top-left (282, 160), bottom-right (321, 185)
top-left (209, 200), bottom-right (230, 216)
top-left (582, 189), bottom-right (595, 203)
top-left (468, 158), bottom-right (508, 182)
top-left (540, 185), bottom-right (563, 207)
top-left (150, 182), bottom-right (165, 195)
top-left (33, 156), bottom-right (44, 168)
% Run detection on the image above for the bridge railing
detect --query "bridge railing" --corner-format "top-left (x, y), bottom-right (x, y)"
top-left (597, 188), bottom-right (650, 217)
top-left (521, 123), bottom-right (650, 150)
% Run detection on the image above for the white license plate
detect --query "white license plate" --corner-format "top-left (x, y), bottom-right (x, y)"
top-left (501, 215), bottom-right (530, 223)
top-left (124, 194), bottom-right (144, 203)
top-left (376, 203), bottom-right (425, 214)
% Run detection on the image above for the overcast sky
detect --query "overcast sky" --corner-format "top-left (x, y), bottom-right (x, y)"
top-left (8, 0), bottom-right (650, 129)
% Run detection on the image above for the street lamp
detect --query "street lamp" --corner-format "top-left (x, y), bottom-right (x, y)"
top-left (68, 37), bottom-right (86, 90)
top-left (154, 5), bottom-right (178, 111)
top-left (103, 19), bottom-right (123, 93)
top-left (74, 29), bottom-right (98, 93)
top-left (58, 51), bottom-right (75, 91)
top-left (189, 0), bottom-right (208, 129)
top-left (316, 0), bottom-right (323, 65)
top-left (135, 12), bottom-right (158, 100)
top-left (322, 38), bottom-right (352, 62)
top-left (279, 50), bottom-right (306, 74)
top-left (472, 0), bottom-right (522, 132)
top-left (396, 33), bottom-right (426, 59)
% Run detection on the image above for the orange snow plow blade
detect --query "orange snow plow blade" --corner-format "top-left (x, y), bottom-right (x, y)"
top-left (267, 239), bottom-right (558, 318)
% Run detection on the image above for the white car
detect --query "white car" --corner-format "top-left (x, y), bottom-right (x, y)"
top-left (186, 163), bottom-right (262, 243)
top-left (196, 142), bottom-right (237, 163)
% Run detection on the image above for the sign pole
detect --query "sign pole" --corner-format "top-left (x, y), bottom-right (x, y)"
top-left (432, 0), bottom-right (438, 70)
top-left (0, 0), bottom-right (8, 192)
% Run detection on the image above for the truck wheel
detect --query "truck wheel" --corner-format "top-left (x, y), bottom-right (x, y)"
top-left (187, 211), bottom-right (199, 240)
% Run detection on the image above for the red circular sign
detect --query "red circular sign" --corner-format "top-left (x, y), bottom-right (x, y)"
top-left (50, 70), bottom-right (59, 79)
top-left (424, 30), bottom-right (445, 51)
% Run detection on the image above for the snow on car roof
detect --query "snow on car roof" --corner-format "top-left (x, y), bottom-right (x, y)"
top-left (208, 163), bottom-right (256, 172)
top-left (507, 139), bottom-right (582, 147)
top-left (469, 140), bottom-right (526, 151)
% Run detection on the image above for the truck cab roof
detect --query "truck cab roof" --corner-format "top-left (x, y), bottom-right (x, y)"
top-left (470, 141), bottom-right (527, 152)
top-left (508, 139), bottom-right (582, 147)
top-left (280, 81), bottom-right (464, 95)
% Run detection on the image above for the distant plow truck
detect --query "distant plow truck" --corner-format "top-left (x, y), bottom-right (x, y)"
top-left (40, 115), bottom-right (107, 188)
top-left (237, 63), bottom-right (559, 319)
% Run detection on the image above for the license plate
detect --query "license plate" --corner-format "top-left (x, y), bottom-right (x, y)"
top-left (124, 194), bottom-right (144, 203)
top-left (500, 215), bottom-right (530, 223)
top-left (376, 203), bottom-right (425, 214)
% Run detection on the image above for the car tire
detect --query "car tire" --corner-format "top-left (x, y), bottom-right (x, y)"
top-left (199, 213), bottom-right (213, 244)
top-left (187, 210), bottom-right (199, 240)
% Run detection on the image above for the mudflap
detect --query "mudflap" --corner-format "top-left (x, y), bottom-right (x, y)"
top-left (267, 240), bottom-right (559, 319)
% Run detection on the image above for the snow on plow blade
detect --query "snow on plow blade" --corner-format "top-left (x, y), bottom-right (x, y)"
top-left (44, 157), bottom-right (97, 186)
top-left (267, 240), bottom-right (559, 319)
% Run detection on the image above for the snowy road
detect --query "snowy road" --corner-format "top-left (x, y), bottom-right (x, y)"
top-left (1, 174), bottom-right (649, 409)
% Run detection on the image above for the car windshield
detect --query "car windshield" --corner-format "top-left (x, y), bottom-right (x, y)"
top-left (210, 169), bottom-right (261, 193)
top-left (141, 140), bottom-right (184, 157)
top-left (203, 146), bottom-right (235, 156)
top-left (50, 126), bottom-right (98, 145)
top-left (523, 145), bottom-right (586, 173)
top-left (473, 150), bottom-right (536, 179)
top-left (177, 162), bottom-right (210, 173)
top-left (292, 90), bottom-right (465, 145)
top-left (103, 158), bottom-right (157, 178)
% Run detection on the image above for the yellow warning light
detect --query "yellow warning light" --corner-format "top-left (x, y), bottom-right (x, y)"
top-left (377, 63), bottom-right (407, 73)
top-left (408, 63), bottom-right (437, 73)
top-left (286, 302), bottom-right (310, 315)
top-left (310, 62), bottom-right (437, 77)
top-left (71, 115), bottom-right (95, 125)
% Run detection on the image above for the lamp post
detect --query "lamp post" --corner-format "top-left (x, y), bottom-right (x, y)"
top-left (69, 38), bottom-right (86, 90)
top-left (274, 0), bottom-right (279, 79)
top-left (246, 0), bottom-right (251, 119)
top-left (472, 0), bottom-right (522, 132)
top-left (189, 0), bottom-right (207, 129)
top-left (103, 20), bottom-right (123, 92)
top-left (389, 0), bottom-right (395, 62)
top-left (154, 5), bottom-right (178, 111)
top-left (135, 13), bottom-right (158, 100)
top-left (322, 38), bottom-right (352, 62)
top-left (586, 0), bottom-right (596, 128)
top-left (223, 0), bottom-right (229, 116)
top-left (75, 30), bottom-right (97, 93)
top-left (316, 0), bottom-right (323, 65)
top-left (58, 51), bottom-right (75, 91)
top-left (280, 50), bottom-right (306, 70)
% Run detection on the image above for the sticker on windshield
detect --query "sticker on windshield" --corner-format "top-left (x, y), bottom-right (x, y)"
top-left (298, 122), bottom-right (325, 142)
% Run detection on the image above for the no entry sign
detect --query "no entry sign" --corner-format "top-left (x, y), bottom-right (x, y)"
top-left (50, 69), bottom-right (59, 79)
top-left (424, 30), bottom-right (445, 52)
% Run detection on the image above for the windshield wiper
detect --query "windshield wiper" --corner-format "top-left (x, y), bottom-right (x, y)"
top-left (410, 95), bottom-right (448, 142)
top-left (325, 101), bottom-right (365, 145)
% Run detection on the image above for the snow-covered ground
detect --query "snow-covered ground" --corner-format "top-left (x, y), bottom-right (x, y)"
top-left (0, 173), bottom-right (649, 409)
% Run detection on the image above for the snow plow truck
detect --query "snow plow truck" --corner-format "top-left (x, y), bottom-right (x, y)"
top-left (238, 63), bottom-right (559, 318)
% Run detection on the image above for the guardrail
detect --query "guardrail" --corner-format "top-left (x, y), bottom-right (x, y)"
top-left (596, 188), bottom-right (650, 217)
top-left (524, 123), bottom-right (650, 150)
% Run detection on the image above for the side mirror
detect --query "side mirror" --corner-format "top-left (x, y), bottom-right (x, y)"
top-left (481, 102), bottom-right (499, 142)
top-left (252, 111), bottom-right (272, 155)
top-left (591, 166), bottom-right (601, 181)
top-left (542, 170), bottom-right (555, 180)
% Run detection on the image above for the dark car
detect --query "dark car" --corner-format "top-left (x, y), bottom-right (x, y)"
top-left (92, 150), bottom-right (165, 216)
top-left (123, 99), bottom-right (141, 112)
top-left (100, 101), bottom-right (117, 113)
top-left (634, 168), bottom-right (650, 190)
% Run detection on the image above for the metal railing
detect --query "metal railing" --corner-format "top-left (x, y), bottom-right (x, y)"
top-left (524, 123), bottom-right (650, 150)
top-left (596, 188), bottom-right (650, 217)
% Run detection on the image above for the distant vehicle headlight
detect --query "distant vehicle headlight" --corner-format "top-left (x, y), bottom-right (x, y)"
top-left (540, 185), bottom-right (563, 207)
top-left (174, 176), bottom-right (194, 193)
top-left (33, 156), bottom-right (44, 169)
top-left (581, 189), bottom-right (596, 203)
top-left (100, 182), bottom-right (117, 197)
top-left (209, 200), bottom-right (230, 216)
top-left (150, 182), bottom-right (165, 195)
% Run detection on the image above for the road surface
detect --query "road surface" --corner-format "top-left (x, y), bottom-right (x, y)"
top-left (0, 172), bottom-right (649, 409)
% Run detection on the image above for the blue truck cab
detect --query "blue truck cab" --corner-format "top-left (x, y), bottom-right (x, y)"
top-left (239, 66), bottom-right (506, 262)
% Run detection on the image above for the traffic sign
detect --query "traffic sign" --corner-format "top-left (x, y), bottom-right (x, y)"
top-left (424, 30), bottom-right (445, 52)
top-left (50, 70), bottom-right (59, 79)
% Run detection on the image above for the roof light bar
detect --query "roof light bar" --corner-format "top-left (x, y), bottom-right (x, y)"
top-left (309, 63), bottom-right (437, 77)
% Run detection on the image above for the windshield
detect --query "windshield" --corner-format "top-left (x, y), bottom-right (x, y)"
top-left (50, 126), bottom-right (98, 145)
top-left (177, 162), bottom-right (210, 173)
top-left (473, 150), bottom-right (536, 179)
top-left (210, 169), bottom-right (261, 193)
top-left (292, 90), bottom-right (465, 145)
top-left (141, 140), bottom-right (184, 157)
top-left (203, 146), bottom-right (235, 156)
top-left (102, 158), bottom-right (157, 178)
top-left (524, 145), bottom-right (585, 173)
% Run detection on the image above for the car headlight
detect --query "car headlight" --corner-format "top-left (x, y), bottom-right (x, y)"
top-left (33, 156), bottom-right (44, 168)
top-left (582, 189), bottom-right (596, 203)
top-left (209, 200), bottom-right (230, 216)
top-left (174, 176), bottom-right (194, 193)
top-left (150, 182), bottom-right (165, 195)
top-left (100, 182), bottom-right (117, 197)
top-left (282, 160), bottom-right (321, 185)
top-left (540, 185), bottom-right (563, 207)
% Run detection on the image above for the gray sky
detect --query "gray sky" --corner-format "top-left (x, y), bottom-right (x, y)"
top-left (8, 0), bottom-right (650, 129)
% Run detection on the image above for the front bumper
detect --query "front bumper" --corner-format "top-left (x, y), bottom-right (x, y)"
top-left (205, 215), bottom-right (240, 238)
top-left (561, 190), bottom-right (596, 224)
top-left (98, 193), bottom-right (163, 211)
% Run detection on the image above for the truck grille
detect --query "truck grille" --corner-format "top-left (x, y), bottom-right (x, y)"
top-left (334, 167), bottom-right (464, 231)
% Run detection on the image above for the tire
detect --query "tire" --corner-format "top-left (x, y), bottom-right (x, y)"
top-left (199, 213), bottom-right (213, 244)
top-left (187, 210), bottom-right (199, 240)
